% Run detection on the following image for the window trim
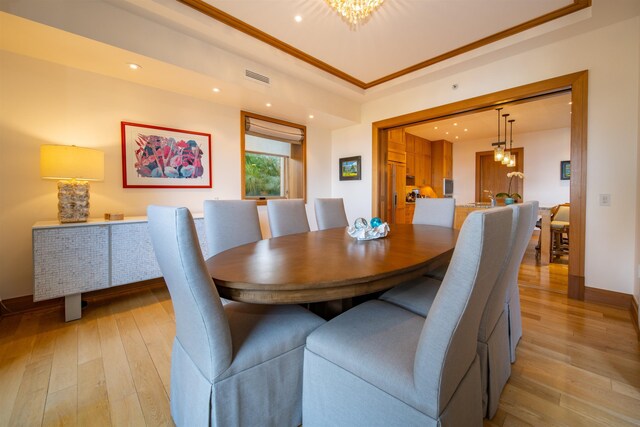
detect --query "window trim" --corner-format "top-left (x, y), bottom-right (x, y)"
top-left (241, 111), bottom-right (306, 205)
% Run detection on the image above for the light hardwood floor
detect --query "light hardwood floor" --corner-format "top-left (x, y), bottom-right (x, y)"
top-left (0, 243), bottom-right (638, 427)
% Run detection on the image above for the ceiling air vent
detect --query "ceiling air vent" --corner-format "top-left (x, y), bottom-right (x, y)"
top-left (245, 69), bottom-right (270, 86)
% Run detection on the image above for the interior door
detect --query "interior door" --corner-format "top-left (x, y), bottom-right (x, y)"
top-left (475, 148), bottom-right (524, 203)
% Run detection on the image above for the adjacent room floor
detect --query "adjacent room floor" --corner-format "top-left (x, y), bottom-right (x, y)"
top-left (0, 241), bottom-right (638, 426)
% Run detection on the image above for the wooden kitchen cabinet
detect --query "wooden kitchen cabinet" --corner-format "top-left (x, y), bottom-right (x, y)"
top-left (405, 203), bottom-right (415, 223)
top-left (431, 139), bottom-right (453, 197)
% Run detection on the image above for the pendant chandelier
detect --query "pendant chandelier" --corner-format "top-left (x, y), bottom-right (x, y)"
top-left (491, 108), bottom-right (517, 168)
top-left (326, 0), bottom-right (385, 27)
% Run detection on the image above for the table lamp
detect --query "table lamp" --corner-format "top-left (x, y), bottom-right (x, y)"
top-left (40, 145), bottom-right (104, 223)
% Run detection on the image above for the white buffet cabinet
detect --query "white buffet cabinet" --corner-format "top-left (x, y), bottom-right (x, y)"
top-left (33, 215), bottom-right (208, 321)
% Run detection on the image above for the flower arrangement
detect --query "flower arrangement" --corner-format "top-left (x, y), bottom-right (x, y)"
top-left (496, 171), bottom-right (524, 201)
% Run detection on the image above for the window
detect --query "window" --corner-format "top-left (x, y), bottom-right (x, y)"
top-left (241, 111), bottom-right (306, 202)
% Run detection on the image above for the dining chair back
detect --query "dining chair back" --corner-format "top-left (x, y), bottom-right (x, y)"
top-left (413, 197), bottom-right (456, 228)
top-left (414, 208), bottom-right (511, 420)
top-left (267, 199), bottom-right (310, 237)
top-left (314, 198), bottom-right (349, 230)
top-left (505, 201), bottom-right (539, 362)
top-left (303, 208), bottom-right (512, 426)
top-left (204, 200), bottom-right (262, 256)
top-left (478, 202), bottom-right (532, 417)
top-left (148, 205), bottom-right (324, 426)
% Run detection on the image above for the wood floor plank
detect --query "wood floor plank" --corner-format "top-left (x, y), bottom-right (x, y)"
top-left (96, 301), bottom-right (138, 403)
top-left (77, 358), bottom-right (111, 427)
top-left (116, 311), bottom-right (172, 426)
top-left (48, 322), bottom-right (78, 394)
top-left (8, 354), bottom-right (53, 427)
top-left (42, 384), bottom-right (78, 427)
top-left (109, 393), bottom-right (147, 427)
top-left (0, 314), bottom-right (41, 426)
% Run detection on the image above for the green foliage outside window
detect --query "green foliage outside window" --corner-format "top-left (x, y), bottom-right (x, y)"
top-left (245, 152), bottom-right (282, 197)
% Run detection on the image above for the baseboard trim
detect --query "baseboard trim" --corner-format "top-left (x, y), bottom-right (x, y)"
top-left (583, 286), bottom-right (633, 309)
top-left (0, 278), bottom-right (167, 317)
top-left (632, 297), bottom-right (639, 340)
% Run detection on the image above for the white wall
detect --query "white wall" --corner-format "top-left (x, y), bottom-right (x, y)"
top-left (452, 128), bottom-right (571, 206)
top-left (332, 16), bottom-right (640, 295)
top-left (0, 51), bottom-right (332, 299)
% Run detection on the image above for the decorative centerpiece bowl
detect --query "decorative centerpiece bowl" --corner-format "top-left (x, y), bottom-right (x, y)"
top-left (347, 217), bottom-right (390, 240)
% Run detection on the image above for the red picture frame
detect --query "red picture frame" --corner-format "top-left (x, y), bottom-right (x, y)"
top-left (121, 122), bottom-right (212, 188)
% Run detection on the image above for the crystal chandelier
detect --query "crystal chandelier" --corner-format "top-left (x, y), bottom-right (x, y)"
top-left (326, 0), bottom-right (385, 27)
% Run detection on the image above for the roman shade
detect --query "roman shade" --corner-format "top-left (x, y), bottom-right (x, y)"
top-left (245, 117), bottom-right (304, 143)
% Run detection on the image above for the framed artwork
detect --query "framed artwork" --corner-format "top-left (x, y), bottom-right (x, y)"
top-left (339, 156), bottom-right (361, 181)
top-left (121, 122), bottom-right (212, 188)
top-left (560, 160), bottom-right (570, 180)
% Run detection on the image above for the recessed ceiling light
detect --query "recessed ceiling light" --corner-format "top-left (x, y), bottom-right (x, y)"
top-left (128, 63), bottom-right (141, 70)
top-left (294, 15), bottom-right (303, 22)
top-left (212, 87), bottom-right (220, 93)
top-left (266, 102), bottom-right (272, 107)
top-left (308, 114), bottom-right (314, 119)
top-left (445, 132), bottom-right (449, 135)
top-left (453, 123), bottom-right (458, 126)
top-left (568, 101), bottom-right (573, 105)
top-left (455, 136), bottom-right (459, 139)
top-left (464, 128), bottom-right (468, 132)
top-left (434, 126), bottom-right (438, 130)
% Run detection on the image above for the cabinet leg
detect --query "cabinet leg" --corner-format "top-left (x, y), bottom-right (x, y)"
top-left (65, 293), bottom-right (82, 322)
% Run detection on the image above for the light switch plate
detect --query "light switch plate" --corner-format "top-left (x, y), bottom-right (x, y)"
top-left (599, 194), bottom-right (611, 206)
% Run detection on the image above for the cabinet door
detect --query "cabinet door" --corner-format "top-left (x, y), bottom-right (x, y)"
top-left (33, 226), bottom-right (110, 301)
top-left (387, 128), bottom-right (405, 155)
top-left (406, 152), bottom-right (415, 176)
top-left (405, 133), bottom-right (415, 153)
top-left (111, 222), bottom-right (162, 286)
top-left (415, 153), bottom-right (426, 186)
top-left (444, 141), bottom-right (453, 179)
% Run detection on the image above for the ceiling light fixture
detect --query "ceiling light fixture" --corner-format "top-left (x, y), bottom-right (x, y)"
top-left (294, 15), bottom-right (303, 22)
top-left (266, 103), bottom-right (272, 107)
top-left (491, 108), bottom-right (505, 162)
top-left (308, 114), bottom-right (314, 119)
top-left (212, 87), bottom-right (220, 93)
top-left (325, 0), bottom-right (385, 28)
top-left (507, 119), bottom-right (516, 168)
top-left (128, 63), bottom-right (141, 70)
top-left (490, 107), bottom-right (520, 167)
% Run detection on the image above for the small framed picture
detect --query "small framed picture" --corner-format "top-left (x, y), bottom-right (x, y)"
top-left (560, 160), bottom-right (570, 180)
top-left (339, 156), bottom-right (361, 181)
top-left (121, 122), bottom-right (212, 188)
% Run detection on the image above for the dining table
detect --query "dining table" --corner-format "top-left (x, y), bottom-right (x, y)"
top-left (205, 223), bottom-right (458, 304)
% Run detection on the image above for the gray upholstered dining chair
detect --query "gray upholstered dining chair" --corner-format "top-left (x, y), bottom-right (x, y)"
top-left (413, 197), bottom-right (456, 228)
top-left (303, 208), bottom-right (512, 426)
top-left (148, 206), bottom-right (324, 427)
top-left (506, 201), bottom-right (538, 362)
top-left (267, 199), bottom-right (310, 237)
top-left (203, 200), bottom-right (262, 256)
top-left (314, 198), bottom-right (349, 230)
top-left (413, 197), bottom-right (456, 280)
top-left (379, 202), bottom-right (537, 418)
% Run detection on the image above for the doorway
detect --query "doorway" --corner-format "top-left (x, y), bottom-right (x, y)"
top-left (476, 148), bottom-right (524, 204)
top-left (371, 71), bottom-right (588, 300)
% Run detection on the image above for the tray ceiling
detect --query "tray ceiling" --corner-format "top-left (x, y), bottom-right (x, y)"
top-left (179, 0), bottom-right (589, 88)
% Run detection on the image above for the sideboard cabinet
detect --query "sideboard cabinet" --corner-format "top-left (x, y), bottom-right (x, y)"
top-left (33, 215), bottom-right (208, 321)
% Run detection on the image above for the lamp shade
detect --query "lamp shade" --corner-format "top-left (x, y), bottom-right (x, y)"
top-left (40, 145), bottom-right (104, 181)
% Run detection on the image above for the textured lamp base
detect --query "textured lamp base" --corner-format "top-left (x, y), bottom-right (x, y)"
top-left (58, 180), bottom-right (90, 223)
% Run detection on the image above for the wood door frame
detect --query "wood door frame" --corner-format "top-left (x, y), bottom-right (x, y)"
top-left (475, 148), bottom-right (525, 202)
top-left (372, 71), bottom-right (588, 300)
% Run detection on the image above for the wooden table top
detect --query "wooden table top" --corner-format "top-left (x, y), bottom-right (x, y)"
top-left (205, 223), bottom-right (458, 304)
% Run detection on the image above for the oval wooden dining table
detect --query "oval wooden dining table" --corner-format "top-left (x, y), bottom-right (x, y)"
top-left (205, 224), bottom-right (458, 304)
